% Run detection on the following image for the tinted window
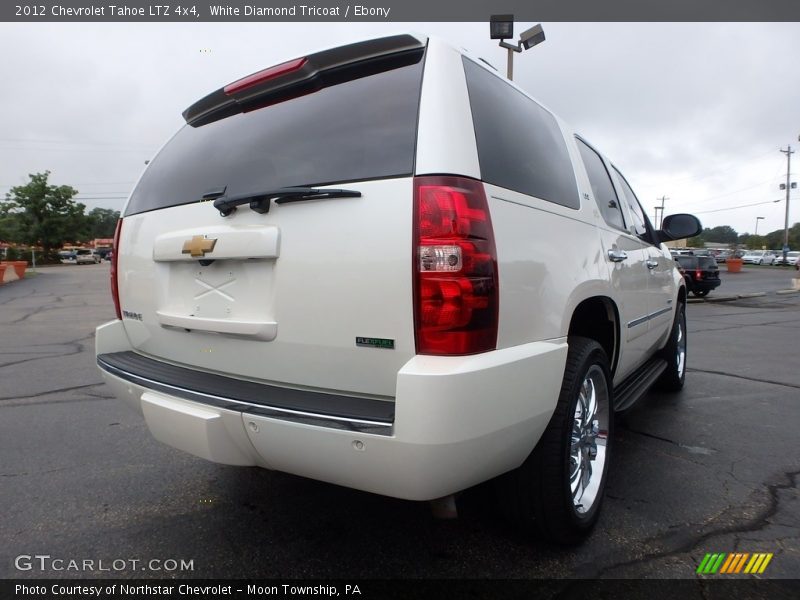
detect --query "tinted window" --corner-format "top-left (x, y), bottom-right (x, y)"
top-left (612, 167), bottom-right (649, 238)
top-left (463, 58), bottom-right (579, 209)
top-left (674, 256), bottom-right (696, 268)
top-left (576, 139), bottom-right (625, 230)
top-left (697, 257), bottom-right (718, 269)
top-left (126, 54), bottom-right (424, 215)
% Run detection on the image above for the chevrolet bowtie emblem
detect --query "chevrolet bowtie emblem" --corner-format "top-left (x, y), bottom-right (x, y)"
top-left (182, 235), bottom-right (217, 257)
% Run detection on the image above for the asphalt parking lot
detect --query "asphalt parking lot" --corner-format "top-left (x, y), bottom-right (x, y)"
top-left (1, 264), bottom-right (798, 580)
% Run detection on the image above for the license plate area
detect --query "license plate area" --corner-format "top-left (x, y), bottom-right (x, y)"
top-left (155, 259), bottom-right (277, 340)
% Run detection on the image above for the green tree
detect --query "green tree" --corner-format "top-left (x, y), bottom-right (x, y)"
top-left (704, 225), bottom-right (738, 244)
top-left (86, 207), bottom-right (120, 239)
top-left (1, 171), bottom-right (87, 259)
top-left (687, 235), bottom-right (705, 247)
top-left (745, 234), bottom-right (766, 249)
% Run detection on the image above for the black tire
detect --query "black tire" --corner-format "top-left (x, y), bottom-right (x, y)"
top-left (692, 289), bottom-right (709, 297)
top-left (496, 337), bottom-right (613, 544)
top-left (655, 302), bottom-right (687, 392)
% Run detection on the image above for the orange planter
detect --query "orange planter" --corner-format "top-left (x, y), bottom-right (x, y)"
top-left (11, 261), bottom-right (27, 278)
top-left (726, 258), bottom-right (743, 273)
top-left (0, 264), bottom-right (6, 284)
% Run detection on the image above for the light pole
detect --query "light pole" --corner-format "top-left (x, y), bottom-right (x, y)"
top-left (755, 216), bottom-right (764, 236)
top-left (490, 15), bottom-right (545, 81)
top-left (779, 145), bottom-right (795, 259)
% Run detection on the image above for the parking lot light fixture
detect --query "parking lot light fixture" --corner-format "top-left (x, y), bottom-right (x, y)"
top-left (490, 15), bottom-right (545, 81)
top-left (490, 14), bottom-right (514, 40)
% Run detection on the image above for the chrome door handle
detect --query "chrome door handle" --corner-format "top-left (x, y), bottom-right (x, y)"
top-left (646, 259), bottom-right (659, 269)
top-left (607, 249), bottom-right (628, 262)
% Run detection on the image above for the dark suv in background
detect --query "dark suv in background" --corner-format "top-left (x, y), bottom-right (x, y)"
top-left (674, 254), bottom-right (721, 297)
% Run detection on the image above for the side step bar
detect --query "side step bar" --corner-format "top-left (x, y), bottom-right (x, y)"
top-left (613, 358), bottom-right (667, 412)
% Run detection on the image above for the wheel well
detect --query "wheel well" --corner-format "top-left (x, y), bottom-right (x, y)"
top-left (568, 297), bottom-right (619, 375)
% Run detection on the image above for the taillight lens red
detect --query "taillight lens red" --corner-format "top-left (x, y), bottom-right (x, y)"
top-left (110, 219), bottom-right (122, 320)
top-left (413, 176), bottom-right (498, 355)
top-left (695, 269), bottom-right (703, 280)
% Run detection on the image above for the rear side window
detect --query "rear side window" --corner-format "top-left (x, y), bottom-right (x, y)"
top-left (675, 256), bottom-right (697, 269)
top-left (125, 52), bottom-right (425, 216)
top-left (575, 138), bottom-right (625, 230)
top-left (462, 58), bottom-right (579, 209)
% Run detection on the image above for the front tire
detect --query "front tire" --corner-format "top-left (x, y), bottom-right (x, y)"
top-left (497, 337), bottom-right (612, 544)
top-left (656, 302), bottom-right (687, 391)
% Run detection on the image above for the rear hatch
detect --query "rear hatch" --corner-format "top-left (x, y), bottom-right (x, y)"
top-left (116, 35), bottom-right (426, 399)
top-left (697, 256), bottom-right (720, 279)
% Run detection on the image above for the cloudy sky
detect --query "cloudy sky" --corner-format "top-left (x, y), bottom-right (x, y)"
top-left (1, 22), bottom-right (798, 237)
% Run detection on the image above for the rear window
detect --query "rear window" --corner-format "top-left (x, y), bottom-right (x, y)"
top-left (697, 257), bottom-right (718, 269)
top-left (125, 52), bottom-right (425, 216)
top-left (675, 256), bottom-right (717, 269)
top-left (462, 58), bottom-right (579, 209)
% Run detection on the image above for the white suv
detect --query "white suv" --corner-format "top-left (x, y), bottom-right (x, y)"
top-left (96, 34), bottom-right (700, 543)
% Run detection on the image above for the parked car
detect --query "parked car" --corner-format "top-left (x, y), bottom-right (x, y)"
top-left (58, 251), bottom-right (77, 264)
top-left (773, 251), bottom-right (799, 266)
top-left (95, 33), bottom-right (702, 543)
top-left (741, 250), bottom-right (775, 265)
top-left (95, 248), bottom-right (112, 261)
top-left (713, 250), bottom-right (731, 263)
top-left (673, 255), bottom-right (721, 297)
top-left (75, 249), bottom-right (99, 264)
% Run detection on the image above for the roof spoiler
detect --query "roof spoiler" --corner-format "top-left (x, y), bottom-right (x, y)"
top-left (183, 34), bottom-right (426, 128)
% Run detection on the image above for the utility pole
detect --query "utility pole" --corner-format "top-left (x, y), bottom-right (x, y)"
top-left (657, 196), bottom-right (668, 228)
top-left (780, 146), bottom-right (794, 259)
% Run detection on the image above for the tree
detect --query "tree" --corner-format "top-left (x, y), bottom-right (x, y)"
top-left (1, 171), bottom-right (87, 259)
top-left (745, 234), bottom-right (766, 250)
top-left (86, 207), bottom-right (120, 239)
top-left (704, 225), bottom-right (738, 244)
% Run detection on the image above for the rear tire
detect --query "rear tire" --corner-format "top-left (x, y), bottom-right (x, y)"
top-left (496, 337), bottom-right (612, 544)
top-left (656, 302), bottom-right (687, 392)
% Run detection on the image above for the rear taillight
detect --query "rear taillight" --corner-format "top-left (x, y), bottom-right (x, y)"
top-left (413, 176), bottom-right (498, 355)
top-left (695, 269), bottom-right (703, 280)
top-left (110, 219), bottom-right (122, 320)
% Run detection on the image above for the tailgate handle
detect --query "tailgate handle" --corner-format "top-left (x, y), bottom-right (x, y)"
top-left (156, 311), bottom-right (277, 341)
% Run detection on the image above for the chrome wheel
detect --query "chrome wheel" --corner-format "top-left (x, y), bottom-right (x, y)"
top-left (569, 365), bottom-right (610, 515)
top-left (676, 315), bottom-right (686, 378)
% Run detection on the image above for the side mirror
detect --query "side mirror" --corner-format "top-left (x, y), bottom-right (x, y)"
top-left (658, 213), bottom-right (702, 242)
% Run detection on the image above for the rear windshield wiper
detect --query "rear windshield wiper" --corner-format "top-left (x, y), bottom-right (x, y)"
top-left (213, 187), bottom-right (361, 217)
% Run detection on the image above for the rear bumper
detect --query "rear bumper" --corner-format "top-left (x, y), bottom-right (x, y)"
top-left (689, 279), bottom-right (721, 293)
top-left (96, 320), bottom-right (567, 500)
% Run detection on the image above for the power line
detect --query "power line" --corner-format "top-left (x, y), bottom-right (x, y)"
top-left (691, 199), bottom-right (782, 215)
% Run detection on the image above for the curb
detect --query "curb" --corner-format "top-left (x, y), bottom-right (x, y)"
top-left (688, 290), bottom-right (791, 304)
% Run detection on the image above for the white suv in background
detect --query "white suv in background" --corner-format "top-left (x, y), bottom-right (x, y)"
top-left (96, 34), bottom-right (701, 543)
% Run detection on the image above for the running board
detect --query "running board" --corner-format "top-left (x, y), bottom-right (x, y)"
top-left (613, 358), bottom-right (668, 412)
